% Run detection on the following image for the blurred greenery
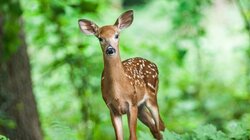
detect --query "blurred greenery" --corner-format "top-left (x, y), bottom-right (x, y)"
top-left (2, 0), bottom-right (249, 139)
top-left (0, 135), bottom-right (9, 140)
top-left (0, 0), bottom-right (22, 61)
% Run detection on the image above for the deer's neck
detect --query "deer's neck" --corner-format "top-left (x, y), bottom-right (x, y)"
top-left (103, 54), bottom-right (125, 82)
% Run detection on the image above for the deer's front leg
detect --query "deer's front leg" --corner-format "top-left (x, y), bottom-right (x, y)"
top-left (127, 105), bottom-right (138, 140)
top-left (110, 111), bottom-right (123, 140)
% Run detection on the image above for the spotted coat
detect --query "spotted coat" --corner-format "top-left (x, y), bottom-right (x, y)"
top-left (122, 57), bottom-right (159, 93)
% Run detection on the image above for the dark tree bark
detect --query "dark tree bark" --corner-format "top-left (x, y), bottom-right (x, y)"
top-left (0, 15), bottom-right (43, 140)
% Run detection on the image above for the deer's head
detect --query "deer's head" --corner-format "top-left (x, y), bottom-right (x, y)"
top-left (78, 10), bottom-right (133, 58)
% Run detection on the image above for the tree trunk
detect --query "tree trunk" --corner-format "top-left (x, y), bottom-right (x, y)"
top-left (0, 15), bottom-right (43, 140)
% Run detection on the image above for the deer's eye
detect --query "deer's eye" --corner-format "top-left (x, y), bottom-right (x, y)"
top-left (115, 34), bottom-right (119, 39)
top-left (98, 38), bottom-right (103, 42)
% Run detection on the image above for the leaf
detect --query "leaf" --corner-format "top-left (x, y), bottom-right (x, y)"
top-left (0, 135), bottom-right (9, 140)
top-left (193, 124), bottom-right (228, 140)
top-left (227, 122), bottom-right (250, 140)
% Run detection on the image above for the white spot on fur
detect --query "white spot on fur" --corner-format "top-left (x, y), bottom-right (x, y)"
top-left (151, 118), bottom-right (155, 125)
top-left (147, 83), bottom-right (155, 92)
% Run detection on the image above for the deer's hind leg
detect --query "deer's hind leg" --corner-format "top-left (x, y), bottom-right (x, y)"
top-left (145, 94), bottom-right (166, 139)
top-left (138, 104), bottom-right (163, 140)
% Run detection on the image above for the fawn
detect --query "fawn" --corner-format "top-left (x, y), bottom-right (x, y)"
top-left (78, 10), bottom-right (165, 140)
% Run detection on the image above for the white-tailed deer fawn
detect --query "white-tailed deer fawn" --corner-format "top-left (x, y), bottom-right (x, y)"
top-left (78, 10), bottom-right (165, 140)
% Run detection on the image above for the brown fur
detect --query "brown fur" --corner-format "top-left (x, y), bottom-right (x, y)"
top-left (79, 10), bottom-right (165, 140)
top-left (99, 26), bottom-right (118, 38)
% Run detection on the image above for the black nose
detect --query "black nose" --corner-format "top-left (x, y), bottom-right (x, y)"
top-left (106, 46), bottom-right (116, 55)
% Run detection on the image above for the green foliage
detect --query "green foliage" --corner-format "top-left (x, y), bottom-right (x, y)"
top-left (0, 117), bottom-right (16, 129)
top-left (140, 123), bottom-right (250, 140)
top-left (0, 135), bottom-right (9, 140)
top-left (0, 0), bottom-right (22, 61)
top-left (193, 125), bottom-right (227, 140)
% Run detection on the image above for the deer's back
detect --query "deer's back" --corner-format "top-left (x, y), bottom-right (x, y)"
top-left (122, 57), bottom-right (159, 93)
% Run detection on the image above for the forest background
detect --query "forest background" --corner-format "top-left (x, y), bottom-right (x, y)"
top-left (0, 0), bottom-right (250, 139)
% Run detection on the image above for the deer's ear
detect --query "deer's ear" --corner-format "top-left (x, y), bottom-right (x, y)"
top-left (114, 10), bottom-right (134, 30)
top-left (78, 19), bottom-right (99, 35)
